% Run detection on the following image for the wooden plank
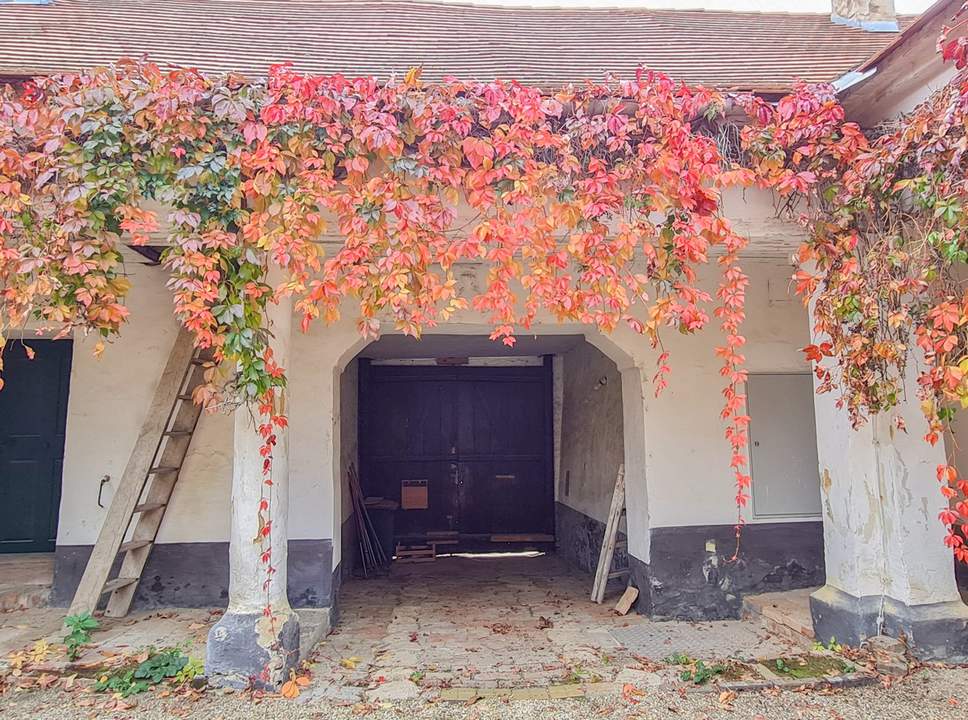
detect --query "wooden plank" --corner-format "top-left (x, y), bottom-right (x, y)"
top-left (490, 533), bottom-right (555, 543)
top-left (68, 328), bottom-right (198, 616)
top-left (591, 464), bottom-right (625, 604)
top-left (614, 585), bottom-right (639, 616)
top-left (133, 502), bottom-right (166, 514)
top-left (101, 577), bottom-right (139, 594)
top-left (118, 539), bottom-right (152, 552)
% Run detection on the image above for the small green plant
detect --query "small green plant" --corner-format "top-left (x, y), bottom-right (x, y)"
top-left (812, 637), bottom-right (844, 654)
top-left (663, 652), bottom-right (693, 665)
top-left (774, 658), bottom-right (790, 674)
top-left (175, 657), bottom-right (205, 684)
top-left (136, 648), bottom-right (189, 683)
top-left (563, 665), bottom-right (602, 684)
top-left (93, 647), bottom-right (191, 697)
top-left (409, 670), bottom-right (425, 684)
top-left (94, 669), bottom-right (150, 697)
top-left (63, 612), bottom-right (99, 661)
top-left (680, 660), bottom-right (726, 685)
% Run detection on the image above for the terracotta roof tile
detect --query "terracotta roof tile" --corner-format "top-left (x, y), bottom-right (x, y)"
top-left (0, 0), bottom-right (914, 92)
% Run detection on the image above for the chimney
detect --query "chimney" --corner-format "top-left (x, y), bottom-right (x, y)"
top-left (831, 0), bottom-right (899, 32)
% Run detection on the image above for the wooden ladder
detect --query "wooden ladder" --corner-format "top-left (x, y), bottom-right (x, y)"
top-left (591, 464), bottom-right (628, 604)
top-left (69, 328), bottom-right (210, 618)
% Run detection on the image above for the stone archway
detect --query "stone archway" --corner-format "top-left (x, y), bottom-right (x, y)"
top-left (322, 321), bottom-right (652, 607)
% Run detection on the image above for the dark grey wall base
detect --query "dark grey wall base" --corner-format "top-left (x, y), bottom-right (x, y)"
top-left (811, 585), bottom-right (968, 663)
top-left (555, 502), bottom-right (629, 592)
top-left (288, 539), bottom-right (336, 609)
top-left (52, 540), bottom-right (335, 611)
top-left (555, 502), bottom-right (606, 574)
top-left (554, 511), bottom-right (822, 621)
top-left (340, 514), bottom-right (358, 581)
top-left (329, 561), bottom-right (342, 626)
top-left (956, 559), bottom-right (968, 592)
top-left (646, 521), bottom-right (825, 621)
top-left (627, 553), bottom-right (651, 615)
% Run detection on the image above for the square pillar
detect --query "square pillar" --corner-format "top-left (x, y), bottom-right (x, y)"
top-left (810, 365), bottom-right (968, 661)
top-left (207, 273), bottom-right (300, 689)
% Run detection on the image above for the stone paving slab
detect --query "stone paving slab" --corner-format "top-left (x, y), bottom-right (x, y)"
top-left (610, 618), bottom-right (799, 661)
top-left (1, 606), bottom-right (328, 672)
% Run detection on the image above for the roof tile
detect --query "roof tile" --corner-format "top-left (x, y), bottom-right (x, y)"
top-left (0, 0), bottom-right (913, 91)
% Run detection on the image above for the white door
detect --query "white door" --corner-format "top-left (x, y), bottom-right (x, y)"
top-left (747, 373), bottom-right (822, 518)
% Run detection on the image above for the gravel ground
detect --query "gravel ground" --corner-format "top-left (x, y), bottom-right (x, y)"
top-left (1, 668), bottom-right (966, 720)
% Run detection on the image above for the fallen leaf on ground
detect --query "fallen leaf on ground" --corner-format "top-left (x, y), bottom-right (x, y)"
top-left (340, 656), bottom-right (362, 669)
top-left (622, 683), bottom-right (645, 704)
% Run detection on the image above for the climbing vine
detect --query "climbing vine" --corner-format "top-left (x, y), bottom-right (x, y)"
top-left (739, 3), bottom-right (968, 560)
top-left (2, 4), bottom-right (968, 633)
top-left (0, 61), bottom-right (753, 641)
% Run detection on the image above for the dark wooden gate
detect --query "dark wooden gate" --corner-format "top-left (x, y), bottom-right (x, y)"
top-left (359, 359), bottom-right (554, 541)
top-left (0, 340), bottom-right (72, 553)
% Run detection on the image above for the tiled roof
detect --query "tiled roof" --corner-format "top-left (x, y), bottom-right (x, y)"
top-left (0, 0), bottom-right (914, 92)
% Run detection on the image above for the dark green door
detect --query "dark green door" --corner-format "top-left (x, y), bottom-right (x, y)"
top-left (0, 340), bottom-right (72, 553)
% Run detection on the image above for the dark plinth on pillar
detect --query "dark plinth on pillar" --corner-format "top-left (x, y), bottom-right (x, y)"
top-left (811, 585), bottom-right (968, 663)
top-left (206, 611), bottom-right (300, 689)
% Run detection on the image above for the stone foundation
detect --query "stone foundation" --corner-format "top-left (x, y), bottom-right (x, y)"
top-left (206, 611), bottom-right (300, 689)
top-left (811, 584), bottom-right (968, 663)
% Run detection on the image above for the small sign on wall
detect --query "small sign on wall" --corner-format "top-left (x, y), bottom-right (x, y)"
top-left (401, 479), bottom-right (429, 510)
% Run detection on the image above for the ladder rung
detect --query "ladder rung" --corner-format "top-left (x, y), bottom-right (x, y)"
top-left (176, 394), bottom-right (195, 401)
top-left (119, 539), bottom-right (152, 553)
top-left (608, 569), bottom-right (630, 579)
top-left (164, 430), bottom-right (193, 437)
top-left (148, 466), bottom-right (180, 474)
top-left (102, 577), bottom-right (139, 594)
top-left (615, 539), bottom-right (628, 547)
top-left (133, 502), bottom-right (166, 513)
top-left (190, 357), bottom-right (209, 366)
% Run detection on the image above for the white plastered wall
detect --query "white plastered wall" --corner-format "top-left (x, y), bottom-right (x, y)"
top-left (57, 261), bottom-right (363, 549)
top-left (557, 341), bottom-right (625, 525)
top-left (56, 188), bottom-right (813, 573)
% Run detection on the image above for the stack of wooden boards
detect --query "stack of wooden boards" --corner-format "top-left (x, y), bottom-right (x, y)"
top-left (395, 530), bottom-right (458, 563)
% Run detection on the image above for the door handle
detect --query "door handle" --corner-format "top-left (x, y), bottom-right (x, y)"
top-left (97, 474), bottom-right (110, 508)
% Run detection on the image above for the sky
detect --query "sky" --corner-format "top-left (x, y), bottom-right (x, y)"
top-left (437, 0), bottom-right (936, 13)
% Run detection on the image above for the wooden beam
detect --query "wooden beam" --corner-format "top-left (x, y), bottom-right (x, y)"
top-left (591, 464), bottom-right (625, 604)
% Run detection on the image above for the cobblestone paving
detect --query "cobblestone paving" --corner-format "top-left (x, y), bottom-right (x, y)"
top-left (305, 553), bottom-right (799, 703)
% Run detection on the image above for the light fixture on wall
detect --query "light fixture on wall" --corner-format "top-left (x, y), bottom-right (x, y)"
top-left (594, 376), bottom-right (608, 391)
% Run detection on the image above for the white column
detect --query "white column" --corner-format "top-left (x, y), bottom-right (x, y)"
top-left (207, 271), bottom-right (300, 688)
top-left (810, 355), bottom-right (968, 661)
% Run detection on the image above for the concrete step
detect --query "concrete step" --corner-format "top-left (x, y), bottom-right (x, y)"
top-left (742, 588), bottom-right (818, 650)
top-left (0, 583), bottom-right (51, 611)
